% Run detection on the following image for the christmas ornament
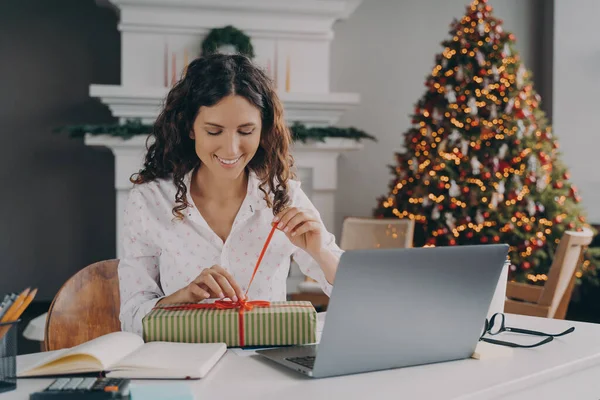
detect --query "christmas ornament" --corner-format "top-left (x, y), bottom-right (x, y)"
top-left (490, 192), bottom-right (500, 208)
top-left (471, 156), bottom-right (482, 174)
top-left (468, 97), bottom-right (478, 116)
top-left (449, 129), bottom-right (461, 142)
top-left (438, 139), bottom-right (448, 153)
top-left (490, 103), bottom-right (498, 119)
top-left (527, 199), bottom-right (536, 216)
top-left (411, 157), bottom-right (419, 173)
top-left (516, 64), bottom-right (526, 88)
top-left (457, 65), bottom-right (464, 81)
top-left (445, 85), bottom-right (457, 103)
top-left (527, 156), bottom-right (538, 173)
top-left (475, 210), bottom-right (485, 225)
top-left (477, 22), bottom-right (485, 36)
top-left (492, 65), bottom-right (500, 81)
top-left (505, 98), bottom-right (514, 113)
top-left (497, 180), bottom-right (505, 195)
top-left (432, 207), bottom-right (441, 220)
top-left (445, 213), bottom-right (456, 230)
top-left (476, 49), bottom-right (485, 66)
top-left (449, 180), bottom-right (461, 197)
top-left (461, 139), bottom-right (470, 156)
top-left (498, 143), bottom-right (508, 159)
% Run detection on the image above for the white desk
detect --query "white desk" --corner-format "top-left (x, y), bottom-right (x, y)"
top-left (8, 314), bottom-right (600, 400)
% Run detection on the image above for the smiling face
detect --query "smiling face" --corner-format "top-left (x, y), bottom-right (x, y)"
top-left (190, 95), bottom-right (262, 181)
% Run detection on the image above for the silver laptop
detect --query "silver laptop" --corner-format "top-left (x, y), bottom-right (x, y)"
top-left (256, 244), bottom-right (509, 378)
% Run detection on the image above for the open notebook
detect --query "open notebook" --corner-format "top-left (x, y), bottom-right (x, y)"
top-left (18, 332), bottom-right (227, 379)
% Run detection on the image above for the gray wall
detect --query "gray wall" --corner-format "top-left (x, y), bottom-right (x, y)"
top-left (0, 0), bottom-right (120, 300)
top-left (553, 0), bottom-right (600, 223)
top-left (330, 0), bottom-right (550, 238)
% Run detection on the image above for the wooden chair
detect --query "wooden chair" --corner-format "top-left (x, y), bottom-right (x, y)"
top-left (290, 217), bottom-right (415, 308)
top-left (505, 228), bottom-right (593, 319)
top-left (45, 259), bottom-right (121, 351)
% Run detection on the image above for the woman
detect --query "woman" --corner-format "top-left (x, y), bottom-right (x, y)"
top-left (118, 53), bottom-right (343, 335)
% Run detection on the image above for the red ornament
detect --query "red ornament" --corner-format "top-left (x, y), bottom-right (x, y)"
top-left (449, 239), bottom-right (457, 246)
top-left (466, 231), bottom-right (474, 239)
top-left (524, 225), bottom-right (532, 232)
top-left (481, 236), bottom-right (489, 243)
top-left (554, 181), bottom-right (564, 189)
top-left (450, 203), bottom-right (457, 209)
top-left (437, 229), bottom-right (445, 235)
top-left (426, 238), bottom-right (436, 245)
top-left (493, 235), bottom-right (500, 243)
top-left (438, 182), bottom-right (446, 189)
top-left (462, 186), bottom-right (470, 194)
top-left (522, 261), bottom-right (531, 270)
top-left (499, 85), bottom-right (506, 92)
top-left (555, 215), bottom-right (563, 224)
top-left (483, 212), bottom-right (490, 218)
top-left (568, 222), bottom-right (575, 229)
top-left (483, 171), bottom-right (491, 179)
top-left (459, 95), bottom-right (466, 103)
top-left (474, 144), bottom-right (481, 151)
top-left (514, 139), bottom-right (521, 145)
top-left (479, 68), bottom-right (486, 75)
top-left (563, 172), bottom-right (570, 180)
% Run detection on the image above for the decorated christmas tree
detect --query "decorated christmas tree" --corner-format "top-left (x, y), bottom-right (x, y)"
top-left (374, 0), bottom-right (598, 286)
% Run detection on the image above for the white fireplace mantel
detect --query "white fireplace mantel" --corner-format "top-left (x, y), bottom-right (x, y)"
top-left (89, 85), bottom-right (359, 127)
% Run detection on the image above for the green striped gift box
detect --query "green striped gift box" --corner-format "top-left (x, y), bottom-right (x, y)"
top-left (142, 301), bottom-right (317, 347)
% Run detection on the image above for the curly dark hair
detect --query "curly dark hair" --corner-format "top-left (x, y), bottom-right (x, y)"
top-left (130, 53), bottom-right (295, 219)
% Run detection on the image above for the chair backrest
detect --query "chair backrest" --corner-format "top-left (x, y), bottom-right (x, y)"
top-left (538, 228), bottom-right (593, 318)
top-left (45, 259), bottom-right (121, 351)
top-left (340, 217), bottom-right (415, 251)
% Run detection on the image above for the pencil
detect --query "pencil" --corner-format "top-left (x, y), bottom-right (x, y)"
top-left (11, 288), bottom-right (37, 322)
top-left (0, 287), bottom-right (30, 323)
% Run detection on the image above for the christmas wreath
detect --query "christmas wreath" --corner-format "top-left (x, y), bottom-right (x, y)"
top-left (201, 25), bottom-right (254, 58)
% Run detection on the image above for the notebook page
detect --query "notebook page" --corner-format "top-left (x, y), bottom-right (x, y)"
top-left (110, 342), bottom-right (227, 378)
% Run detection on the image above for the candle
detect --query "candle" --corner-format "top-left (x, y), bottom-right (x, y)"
top-left (273, 42), bottom-right (278, 89)
top-left (164, 42), bottom-right (168, 87)
top-left (285, 55), bottom-right (290, 92)
top-left (266, 58), bottom-right (271, 79)
top-left (183, 48), bottom-right (189, 77)
top-left (171, 52), bottom-right (176, 86)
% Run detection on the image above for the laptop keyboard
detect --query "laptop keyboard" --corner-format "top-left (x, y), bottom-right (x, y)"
top-left (286, 356), bottom-right (315, 369)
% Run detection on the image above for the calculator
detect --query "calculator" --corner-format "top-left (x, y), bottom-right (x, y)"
top-left (30, 377), bottom-right (130, 399)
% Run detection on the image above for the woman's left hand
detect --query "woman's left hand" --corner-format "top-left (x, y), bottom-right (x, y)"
top-left (274, 207), bottom-right (325, 256)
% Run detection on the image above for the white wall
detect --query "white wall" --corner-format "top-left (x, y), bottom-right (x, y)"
top-left (553, 0), bottom-right (600, 223)
top-left (329, 0), bottom-right (545, 237)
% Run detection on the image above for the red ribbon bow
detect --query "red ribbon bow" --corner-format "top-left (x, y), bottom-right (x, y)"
top-left (155, 223), bottom-right (279, 347)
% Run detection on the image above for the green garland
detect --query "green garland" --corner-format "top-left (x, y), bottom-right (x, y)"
top-left (55, 119), bottom-right (377, 143)
top-left (201, 25), bottom-right (254, 58)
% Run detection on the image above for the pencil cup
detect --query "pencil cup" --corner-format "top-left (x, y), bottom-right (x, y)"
top-left (0, 320), bottom-right (18, 393)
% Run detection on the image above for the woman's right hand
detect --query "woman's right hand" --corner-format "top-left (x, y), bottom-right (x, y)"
top-left (157, 265), bottom-right (246, 305)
